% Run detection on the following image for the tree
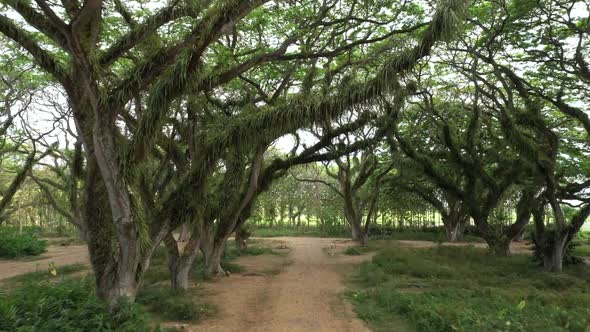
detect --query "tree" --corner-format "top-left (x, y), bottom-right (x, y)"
top-left (0, 0), bottom-right (469, 302)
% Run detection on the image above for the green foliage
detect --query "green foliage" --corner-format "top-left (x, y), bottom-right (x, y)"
top-left (349, 245), bottom-right (590, 331)
top-left (0, 279), bottom-right (156, 332)
top-left (136, 287), bottom-right (216, 322)
top-left (0, 227), bottom-right (47, 258)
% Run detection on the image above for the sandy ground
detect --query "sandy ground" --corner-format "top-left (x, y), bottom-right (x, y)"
top-left (188, 237), bottom-right (372, 332)
top-left (0, 245), bottom-right (89, 281)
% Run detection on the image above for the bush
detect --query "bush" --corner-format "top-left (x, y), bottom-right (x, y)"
top-left (0, 227), bottom-right (47, 258)
top-left (0, 279), bottom-right (157, 331)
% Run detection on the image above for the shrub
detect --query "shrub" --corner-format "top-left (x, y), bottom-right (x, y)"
top-left (0, 279), bottom-right (157, 331)
top-left (0, 227), bottom-right (47, 258)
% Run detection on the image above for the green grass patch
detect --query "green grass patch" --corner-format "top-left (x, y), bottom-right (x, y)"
top-left (349, 245), bottom-right (590, 331)
top-left (137, 286), bottom-right (216, 322)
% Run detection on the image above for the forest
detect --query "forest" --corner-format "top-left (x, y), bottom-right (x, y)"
top-left (0, 0), bottom-right (589, 331)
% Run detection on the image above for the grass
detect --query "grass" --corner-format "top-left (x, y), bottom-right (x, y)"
top-left (5, 263), bottom-right (87, 285)
top-left (137, 286), bottom-right (216, 322)
top-left (348, 244), bottom-right (590, 332)
top-left (573, 232), bottom-right (590, 257)
top-left (573, 245), bottom-right (590, 257)
top-left (344, 246), bottom-right (372, 256)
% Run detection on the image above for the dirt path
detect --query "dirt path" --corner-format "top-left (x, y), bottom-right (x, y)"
top-left (190, 237), bottom-right (371, 332)
top-left (0, 245), bottom-right (89, 281)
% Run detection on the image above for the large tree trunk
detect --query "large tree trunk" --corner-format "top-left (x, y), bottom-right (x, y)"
top-left (442, 213), bottom-right (467, 242)
top-left (235, 225), bottom-right (249, 251)
top-left (164, 226), bottom-right (202, 292)
top-left (200, 221), bottom-right (226, 276)
top-left (349, 216), bottom-right (368, 246)
top-left (533, 203), bottom-right (569, 272)
top-left (83, 154), bottom-right (140, 305)
top-left (543, 233), bottom-right (568, 272)
top-left (205, 240), bottom-right (226, 276)
top-left (444, 221), bottom-right (462, 242)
